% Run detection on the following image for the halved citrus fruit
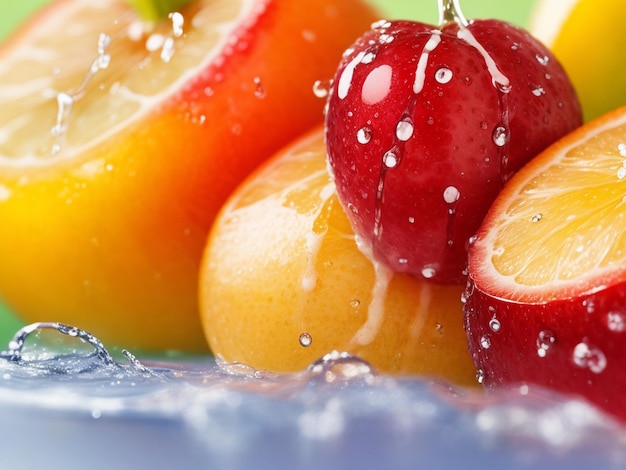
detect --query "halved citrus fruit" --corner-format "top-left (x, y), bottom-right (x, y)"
top-left (530, 0), bottom-right (626, 122)
top-left (199, 126), bottom-right (477, 385)
top-left (465, 105), bottom-right (626, 422)
top-left (0, 0), bottom-right (379, 352)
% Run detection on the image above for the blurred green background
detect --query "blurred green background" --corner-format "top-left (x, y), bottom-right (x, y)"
top-left (0, 0), bottom-right (537, 345)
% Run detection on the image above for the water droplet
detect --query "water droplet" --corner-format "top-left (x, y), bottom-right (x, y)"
top-left (488, 316), bottom-right (501, 333)
top-left (160, 37), bottom-right (176, 63)
top-left (531, 213), bottom-right (542, 222)
top-left (383, 150), bottom-right (398, 168)
top-left (582, 298), bottom-right (595, 314)
top-left (532, 86), bottom-right (545, 97)
top-left (573, 341), bottom-right (606, 373)
top-left (146, 33), bottom-right (166, 52)
top-left (618, 143), bottom-right (626, 157)
top-left (299, 332), bottom-right (312, 347)
top-left (536, 329), bottom-right (556, 357)
top-left (169, 12), bottom-right (184, 38)
top-left (371, 19), bottom-right (391, 30)
top-left (536, 54), bottom-right (550, 66)
top-left (361, 51), bottom-right (377, 64)
top-left (312, 79), bottom-right (331, 98)
top-left (378, 33), bottom-right (394, 44)
top-left (349, 299), bottom-right (361, 308)
top-left (408, 216), bottom-right (415, 224)
top-left (476, 369), bottom-right (485, 384)
top-left (308, 351), bottom-right (374, 384)
top-left (480, 335), bottom-right (491, 349)
top-left (435, 323), bottom-right (444, 336)
top-left (421, 267), bottom-right (436, 279)
top-left (395, 118), bottom-right (414, 141)
top-left (435, 67), bottom-right (453, 84)
top-left (607, 311), bottom-right (626, 332)
top-left (492, 126), bottom-right (509, 147)
top-left (357, 127), bottom-right (372, 144)
top-left (443, 186), bottom-right (460, 204)
top-left (253, 76), bottom-right (266, 98)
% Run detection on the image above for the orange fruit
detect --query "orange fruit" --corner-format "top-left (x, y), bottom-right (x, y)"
top-left (465, 105), bottom-right (626, 422)
top-left (0, 0), bottom-right (379, 352)
top-left (199, 126), bottom-right (477, 385)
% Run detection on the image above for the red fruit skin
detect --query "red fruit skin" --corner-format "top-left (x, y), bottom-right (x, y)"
top-left (464, 279), bottom-right (626, 423)
top-left (325, 19), bottom-right (582, 284)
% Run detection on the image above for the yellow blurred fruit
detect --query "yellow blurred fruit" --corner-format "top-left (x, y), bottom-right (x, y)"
top-left (199, 126), bottom-right (477, 386)
top-left (530, 0), bottom-right (626, 121)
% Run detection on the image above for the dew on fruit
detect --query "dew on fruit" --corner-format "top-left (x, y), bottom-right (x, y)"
top-left (146, 33), bottom-right (166, 52)
top-left (169, 12), bottom-right (184, 38)
top-left (532, 86), bottom-right (546, 97)
top-left (456, 27), bottom-right (509, 91)
top-left (378, 33), bottom-right (394, 45)
top-left (480, 335), bottom-right (491, 350)
top-left (357, 127), bottom-right (372, 144)
top-left (338, 50), bottom-right (367, 99)
top-left (435, 67), bottom-right (453, 84)
top-left (408, 216), bottom-right (415, 224)
top-left (443, 186), bottom-right (460, 204)
top-left (299, 333), bottom-right (313, 348)
top-left (421, 267), bottom-right (436, 279)
top-left (312, 79), bottom-right (332, 99)
top-left (476, 369), bottom-right (485, 384)
top-left (582, 298), bottom-right (595, 314)
top-left (536, 330), bottom-right (556, 358)
top-left (492, 126), bottom-right (509, 147)
top-left (395, 118), bottom-right (414, 141)
top-left (618, 143), bottom-right (626, 157)
top-left (349, 299), bottom-right (361, 309)
top-left (488, 316), bottom-right (501, 333)
top-left (253, 76), bottom-right (266, 99)
top-left (383, 150), bottom-right (398, 169)
top-left (371, 19), bottom-right (391, 30)
top-left (536, 54), bottom-right (550, 66)
top-left (572, 341), bottom-right (606, 374)
top-left (160, 37), bottom-right (176, 63)
top-left (413, 32), bottom-right (442, 94)
top-left (607, 311), bottom-right (626, 332)
top-left (531, 213), bottom-right (543, 222)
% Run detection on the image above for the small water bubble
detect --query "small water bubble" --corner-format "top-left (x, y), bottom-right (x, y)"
top-left (395, 118), bottom-right (414, 141)
top-left (299, 332), bottom-right (313, 347)
top-left (488, 316), bottom-right (501, 333)
top-left (312, 79), bottom-right (332, 98)
top-left (618, 143), bottom-right (626, 157)
top-left (536, 329), bottom-right (556, 357)
top-left (357, 127), bottom-right (372, 144)
top-left (573, 341), bottom-right (606, 374)
top-left (532, 86), bottom-right (545, 97)
top-left (476, 369), bottom-right (485, 384)
top-left (435, 67), bottom-right (453, 84)
top-left (378, 33), bottom-right (394, 44)
top-left (492, 126), bottom-right (509, 147)
top-left (253, 76), bottom-right (266, 99)
top-left (536, 54), bottom-right (550, 66)
top-left (496, 82), bottom-right (512, 94)
top-left (349, 299), bottom-right (361, 308)
top-left (371, 19), bottom-right (391, 30)
top-left (421, 267), bottom-right (436, 279)
top-left (582, 298), bottom-right (595, 314)
top-left (619, 164), bottom-right (626, 181)
top-left (97, 33), bottom-right (111, 55)
top-left (435, 323), bottom-right (444, 336)
top-left (480, 335), bottom-right (491, 350)
top-left (408, 216), bottom-right (415, 224)
top-left (480, 121), bottom-right (488, 130)
top-left (361, 51), bottom-right (377, 64)
top-left (531, 213), bottom-right (543, 222)
top-left (161, 37), bottom-right (176, 63)
top-left (607, 311), bottom-right (626, 332)
top-left (443, 186), bottom-right (460, 204)
top-left (169, 12), bottom-right (184, 38)
top-left (426, 116), bottom-right (435, 125)
top-left (383, 150), bottom-right (398, 168)
top-left (146, 33), bottom-right (165, 52)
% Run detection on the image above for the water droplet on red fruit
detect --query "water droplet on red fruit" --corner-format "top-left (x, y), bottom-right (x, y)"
top-left (480, 335), bottom-right (491, 349)
top-left (395, 118), bottom-right (414, 141)
top-left (357, 127), bottom-right (372, 144)
top-left (492, 126), bottom-right (509, 147)
top-left (535, 54), bottom-right (550, 66)
top-left (532, 86), bottom-right (546, 97)
top-left (435, 67), bottom-right (453, 84)
top-left (443, 186), bottom-right (460, 204)
top-left (536, 329), bottom-right (556, 358)
top-left (383, 150), bottom-right (399, 168)
top-left (476, 369), bottom-right (485, 384)
top-left (312, 79), bottom-right (332, 99)
top-left (607, 311), bottom-right (626, 332)
top-left (572, 341), bottom-right (606, 373)
top-left (488, 316), bottom-right (501, 333)
top-left (253, 76), bottom-right (266, 99)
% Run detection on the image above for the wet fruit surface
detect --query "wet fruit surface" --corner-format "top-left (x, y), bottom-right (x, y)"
top-left (200, 127), bottom-right (477, 385)
top-left (0, 0), bottom-right (379, 352)
top-left (325, 13), bottom-right (582, 284)
top-left (465, 105), bottom-right (626, 422)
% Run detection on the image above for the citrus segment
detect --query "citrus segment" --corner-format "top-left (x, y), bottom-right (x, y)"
top-left (472, 106), bottom-right (626, 302)
top-left (0, 0), bottom-right (380, 351)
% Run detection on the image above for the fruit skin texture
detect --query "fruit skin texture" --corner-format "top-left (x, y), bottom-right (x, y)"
top-left (325, 19), bottom-right (582, 284)
top-left (464, 282), bottom-right (626, 422)
top-left (0, 0), bottom-right (379, 352)
top-left (199, 126), bottom-right (477, 385)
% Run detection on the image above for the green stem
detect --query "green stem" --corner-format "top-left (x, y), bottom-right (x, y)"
top-left (126, 0), bottom-right (196, 21)
top-left (438, 0), bottom-right (469, 28)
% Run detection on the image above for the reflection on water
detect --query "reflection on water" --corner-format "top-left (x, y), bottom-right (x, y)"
top-left (1, 322), bottom-right (625, 470)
